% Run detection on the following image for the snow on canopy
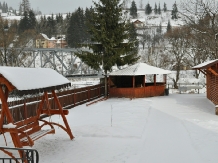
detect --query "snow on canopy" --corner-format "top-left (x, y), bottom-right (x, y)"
top-left (0, 67), bottom-right (70, 94)
top-left (109, 62), bottom-right (171, 76)
top-left (192, 59), bottom-right (218, 69)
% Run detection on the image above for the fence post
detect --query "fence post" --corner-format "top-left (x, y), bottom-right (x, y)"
top-left (73, 89), bottom-right (76, 107)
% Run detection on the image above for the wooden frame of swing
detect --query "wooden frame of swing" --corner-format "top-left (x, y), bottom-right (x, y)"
top-left (0, 74), bottom-right (74, 154)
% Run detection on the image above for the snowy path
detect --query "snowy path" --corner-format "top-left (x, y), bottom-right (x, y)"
top-left (1, 94), bottom-right (218, 163)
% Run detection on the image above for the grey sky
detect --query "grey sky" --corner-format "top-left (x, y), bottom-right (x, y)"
top-left (5, 0), bottom-right (180, 14)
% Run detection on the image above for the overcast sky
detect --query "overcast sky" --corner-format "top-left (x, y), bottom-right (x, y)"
top-left (5, 0), bottom-right (180, 15)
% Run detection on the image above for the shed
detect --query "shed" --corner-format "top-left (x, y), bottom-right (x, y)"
top-left (193, 59), bottom-right (218, 105)
top-left (109, 62), bottom-right (171, 98)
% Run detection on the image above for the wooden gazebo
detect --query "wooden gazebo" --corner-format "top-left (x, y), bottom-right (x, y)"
top-left (109, 63), bottom-right (171, 98)
top-left (193, 59), bottom-right (218, 106)
top-left (0, 67), bottom-right (74, 158)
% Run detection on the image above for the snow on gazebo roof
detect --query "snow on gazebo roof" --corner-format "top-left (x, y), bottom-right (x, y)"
top-left (0, 67), bottom-right (70, 95)
top-left (192, 59), bottom-right (218, 69)
top-left (109, 63), bottom-right (171, 76)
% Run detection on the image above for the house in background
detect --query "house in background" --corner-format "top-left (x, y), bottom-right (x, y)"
top-left (35, 33), bottom-right (67, 48)
top-left (132, 19), bottom-right (145, 28)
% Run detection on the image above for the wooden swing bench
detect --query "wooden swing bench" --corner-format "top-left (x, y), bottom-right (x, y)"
top-left (0, 67), bottom-right (74, 159)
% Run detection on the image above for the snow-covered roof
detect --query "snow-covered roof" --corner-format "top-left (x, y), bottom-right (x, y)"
top-left (192, 59), bottom-right (218, 69)
top-left (49, 37), bottom-right (56, 41)
top-left (40, 33), bottom-right (49, 40)
top-left (0, 67), bottom-right (70, 95)
top-left (109, 63), bottom-right (171, 76)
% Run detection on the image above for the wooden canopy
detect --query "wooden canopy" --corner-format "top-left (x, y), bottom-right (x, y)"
top-left (0, 67), bottom-right (71, 96)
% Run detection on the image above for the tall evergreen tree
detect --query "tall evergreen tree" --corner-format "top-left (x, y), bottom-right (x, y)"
top-left (130, 0), bottom-right (137, 18)
top-left (76, 0), bottom-right (139, 96)
top-left (154, 3), bottom-right (158, 14)
top-left (21, 0), bottom-right (31, 14)
top-left (163, 2), bottom-right (167, 12)
top-left (28, 10), bottom-right (36, 29)
top-left (18, 11), bottom-right (29, 33)
top-left (167, 20), bottom-right (172, 32)
top-left (158, 2), bottom-right (161, 14)
top-left (171, 1), bottom-right (178, 19)
top-left (145, 3), bottom-right (152, 15)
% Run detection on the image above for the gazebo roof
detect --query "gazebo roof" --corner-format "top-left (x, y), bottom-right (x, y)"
top-left (192, 59), bottom-right (218, 69)
top-left (109, 63), bottom-right (171, 76)
top-left (0, 67), bottom-right (70, 95)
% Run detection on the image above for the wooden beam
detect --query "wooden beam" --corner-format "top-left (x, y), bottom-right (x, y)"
top-left (208, 68), bottom-right (218, 76)
top-left (52, 90), bottom-right (74, 140)
top-left (154, 74), bottom-right (156, 86)
top-left (0, 77), bottom-right (16, 92)
top-left (199, 69), bottom-right (206, 75)
top-left (41, 109), bottom-right (69, 115)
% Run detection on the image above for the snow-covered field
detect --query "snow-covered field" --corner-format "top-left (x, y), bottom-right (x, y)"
top-left (1, 92), bottom-right (218, 163)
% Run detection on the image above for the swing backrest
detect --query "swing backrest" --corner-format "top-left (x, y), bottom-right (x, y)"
top-left (14, 116), bottom-right (41, 140)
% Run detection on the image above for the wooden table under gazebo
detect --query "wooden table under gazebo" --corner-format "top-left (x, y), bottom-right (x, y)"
top-left (108, 62), bottom-right (171, 98)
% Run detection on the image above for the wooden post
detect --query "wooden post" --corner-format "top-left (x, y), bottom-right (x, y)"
top-left (215, 105), bottom-right (218, 115)
top-left (73, 89), bottom-right (76, 107)
top-left (52, 90), bottom-right (74, 139)
top-left (154, 74), bottom-right (156, 86)
top-left (143, 75), bottom-right (145, 87)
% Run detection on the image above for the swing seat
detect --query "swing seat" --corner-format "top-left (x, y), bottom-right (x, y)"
top-left (14, 116), bottom-right (55, 146)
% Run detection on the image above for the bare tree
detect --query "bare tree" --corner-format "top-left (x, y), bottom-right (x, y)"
top-left (180, 0), bottom-right (218, 59)
top-left (165, 26), bottom-right (192, 88)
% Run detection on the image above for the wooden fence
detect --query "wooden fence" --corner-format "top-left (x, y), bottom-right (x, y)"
top-left (3, 84), bottom-right (105, 123)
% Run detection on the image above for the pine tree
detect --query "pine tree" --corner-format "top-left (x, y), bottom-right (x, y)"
top-left (145, 3), bottom-right (152, 15)
top-left (28, 10), bottom-right (36, 29)
top-left (2, 2), bottom-right (5, 13)
top-left (18, 11), bottom-right (29, 33)
top-left (76, 0), bottom-right (139, 96)
top-left (130, 0), bottom-right (137, 18)
top-left (171, 1), bottom-right (178, 19)
top-left (158, 2), bottom-right (161, 14)
top-left (128, 22), bottom-right (139, 51)
top-left (5, 3), bottom-right (8, 13)
top-left (21, 0), bottom-right (31, 14)
top-left (167, 20), bottom-right (172, 32)
top-left (163, 2), bottom-right (167, 12)
top-left (154, 3), bottom-right (157, 14)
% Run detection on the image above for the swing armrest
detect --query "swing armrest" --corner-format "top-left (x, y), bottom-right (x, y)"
top-left (38, 119), bottom-right (55, 129)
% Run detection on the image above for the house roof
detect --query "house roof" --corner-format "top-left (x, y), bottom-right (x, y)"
top-left (0, 67), bottom-right (70, 96)
top-left (109, 63), bottom-right (171, 76)
top-left (192, 59), bottom-right (218, 69)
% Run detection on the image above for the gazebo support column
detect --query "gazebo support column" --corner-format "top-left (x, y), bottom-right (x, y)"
top-left (154, 74), bottom-right (156, 86)
top-left (143, 75), bottom-right (145, 87)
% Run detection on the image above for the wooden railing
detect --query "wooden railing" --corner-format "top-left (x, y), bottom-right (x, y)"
top-left (3, 84), bottom-right (105, 123)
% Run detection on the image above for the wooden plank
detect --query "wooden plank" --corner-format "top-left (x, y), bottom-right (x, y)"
top-left (41, 109), bottom-right (69, 115)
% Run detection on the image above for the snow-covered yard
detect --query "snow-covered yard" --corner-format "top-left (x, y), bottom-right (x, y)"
top-left (1, 93), bottom-right (218, 163)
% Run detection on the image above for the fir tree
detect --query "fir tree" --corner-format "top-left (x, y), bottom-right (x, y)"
top-left (145, 3), bottom-right (152, 15)
top-left (167, 20), bottom-right (172, 32)
top-left (28, 10), bottom-right (36, 29)
top-left (163, 2), bottom-right (167, 12)
top-left (18, 11), bottom-right (29, 33)
top-left (21, 0), bottom-right (31, 14)
top-left (154, 3), bottom-right (157, 14)
top-left (130, 0), bottom-right (137, 18)
top-left (76, 0), bottom-right (139, 96)
top-left (128, 22), bottom-right (139, 51)
top-left (171, 1), bottom-right (178, 19)
top-left (158, 2), bottom-right (161, 14)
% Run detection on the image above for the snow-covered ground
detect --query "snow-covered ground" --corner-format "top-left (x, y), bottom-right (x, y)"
top-left (1, 92), bottom-right (218, 163)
